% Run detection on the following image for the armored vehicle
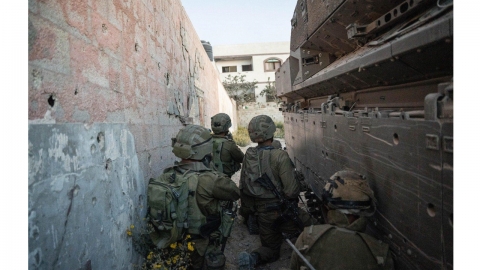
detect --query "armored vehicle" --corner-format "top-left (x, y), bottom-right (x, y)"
top-left (275, 0), bottom-right (453, 269)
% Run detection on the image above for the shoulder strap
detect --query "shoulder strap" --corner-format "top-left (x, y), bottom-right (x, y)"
top-left (184, 172), bottom-right (207, 235)
top-left (259, 149), bottom-right (283, 193)
top-left (212, 137), bottom-right (225, 173)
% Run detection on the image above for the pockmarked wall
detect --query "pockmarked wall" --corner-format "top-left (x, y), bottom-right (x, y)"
top-left (28, 0), bottom-right (235, 269)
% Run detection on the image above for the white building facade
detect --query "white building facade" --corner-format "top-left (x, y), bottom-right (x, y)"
top-left (213, 42), bottom-right (290, 103)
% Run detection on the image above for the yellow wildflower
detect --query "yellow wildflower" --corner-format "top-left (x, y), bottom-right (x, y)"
top-left (147, 252), bottom-right (153, 260)
top-left (130, 225), bottom-right (135, 229)
top-left (126, 229), bottom-right (132, 236)
top-left (153, 263), bottom-right (162, 269)
top-left (187, 242), bottom-right (195, 251)
top-left (170, 242), bottom-right (177, 249)
top-left (186, 234), bottom-right (191, 239)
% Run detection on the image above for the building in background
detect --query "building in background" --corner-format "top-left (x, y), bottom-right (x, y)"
top-left (213, 42), bottom-right (289, 103)
top-left (213, 42), bottom-right (289, 126)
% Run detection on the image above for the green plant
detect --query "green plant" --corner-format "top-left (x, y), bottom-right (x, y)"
top-left (222, 74), bottom-right (258, 105)
top-left (232, 126), bottom-right (251, 147)
top-left (274, 121), bottom-right (284, 138)
top-left (259, 77), bottom-right (278, 102)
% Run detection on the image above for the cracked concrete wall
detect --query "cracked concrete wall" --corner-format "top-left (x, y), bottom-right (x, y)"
top-left (28, 0), bottom-right (235, 269)
top-left (29, 124), bottom-right (146, 269)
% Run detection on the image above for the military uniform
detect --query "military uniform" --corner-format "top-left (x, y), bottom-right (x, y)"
top-left (290, 210), bottom-right (395, 270)
top-left (290, 170), bottom-right (395, 270)
top-left (166, 161), bottom-right (240, 269)
top-left (150, 124), bottom-right (240, 270)
top-left (240, 146), bottom-right (316, 263)
top-left (212, 134), bottom-right (244, 177)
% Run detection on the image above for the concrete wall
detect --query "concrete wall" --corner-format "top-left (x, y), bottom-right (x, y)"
top-left (237, 102), bottom-right (284, 127)
top-left (28, 0), bottom-right (235, 269)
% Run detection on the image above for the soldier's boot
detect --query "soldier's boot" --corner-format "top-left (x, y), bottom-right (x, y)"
top-left (238, 251), bottom-right (259, 270)
top-left (247, 214), bottom-right (259, 235)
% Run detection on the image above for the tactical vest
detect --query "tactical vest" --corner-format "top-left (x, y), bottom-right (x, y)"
top-left (241, 146), bottom-right (283, 198)
top-left (212, 137), bottom-right (240, 177)
top-left (147, 168), bottom-right (207, 248)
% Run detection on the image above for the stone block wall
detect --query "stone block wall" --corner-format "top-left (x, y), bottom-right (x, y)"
top-left (237, 102), bottom-right (284, 127)
top-left (28, 0), bottom-right (235, 269)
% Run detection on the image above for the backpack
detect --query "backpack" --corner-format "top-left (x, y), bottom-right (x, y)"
top-left (241, 146), bottom-right (283, 198)
top-left (147, 167), bottom-right (206, 248)
top-left (212, 137), bottom-right (241, 177)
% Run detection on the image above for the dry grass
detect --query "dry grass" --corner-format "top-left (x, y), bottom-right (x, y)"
top-left (232, 126), bottom-right (251, 147)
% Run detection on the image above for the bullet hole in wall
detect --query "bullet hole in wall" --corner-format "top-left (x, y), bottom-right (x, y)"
top-left (97, 132), bottom-right (105, 150)
top-left (135, 42), bottom-right (139, 52)
top-left (393, 133), bottom-right (399, 145)
top-left (105, 158), bottom-right (112, 172)
top-left (48, 95), bottom-right (55, 107)
top-left (427, 203), bottom-right (436, 217)
top-left (74, 88), bottom-right (78, 95)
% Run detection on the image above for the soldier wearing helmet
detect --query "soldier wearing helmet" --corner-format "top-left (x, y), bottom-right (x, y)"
top-left (271, 139), bottom-right (282, 149)
top-left (238, 115), bottom-right (317, 269)
top-left (155, 125), bottom-right (240, 269)
top-left (290, 170), bottom-right (395, 270)
top-left (210, 113), bottom-right (244, 177)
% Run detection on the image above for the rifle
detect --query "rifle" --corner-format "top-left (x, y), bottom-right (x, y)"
top-left (285, 238), bottom-right (316, 270)
top-left (254, 173), bottom-right (304, 230)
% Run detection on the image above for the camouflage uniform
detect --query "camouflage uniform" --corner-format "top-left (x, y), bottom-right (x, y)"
top-left (239, 115), bottom-right (316, 266)
top-left (290, 170), bottom-right (395, 270)
top-left (170, 161), bottom-right (240, 269)
top-left (153, 124), bottom-right (240, 269)
top-left (212, 134), bottom-right (244, 177)
top-left (211, 113), bottom-right (244, 177)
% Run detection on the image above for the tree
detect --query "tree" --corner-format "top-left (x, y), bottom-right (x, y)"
top-left (222, 74), bottom-right (258, 105)
top-left (259, 77), bottom-right (278, 102)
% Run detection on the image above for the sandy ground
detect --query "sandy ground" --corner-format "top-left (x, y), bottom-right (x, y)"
top-left (223, 139), bottom-right (293, 270)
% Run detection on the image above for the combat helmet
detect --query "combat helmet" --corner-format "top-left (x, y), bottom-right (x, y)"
top-left (248, 115), bottom-right (276, 143)
top-left (211, 113), bottom-right (232, 134)
top-left (322, 170), bottom-right (377, 216)
top-left (172, 125), bottom-right (213, 160)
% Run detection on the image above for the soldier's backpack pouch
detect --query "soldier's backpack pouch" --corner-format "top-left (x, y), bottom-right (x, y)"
top-left (147, 169), bottom-right (202, 248)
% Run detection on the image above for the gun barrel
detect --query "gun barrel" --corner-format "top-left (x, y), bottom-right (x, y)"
top-left (285, 238), bottom-right (316, 270)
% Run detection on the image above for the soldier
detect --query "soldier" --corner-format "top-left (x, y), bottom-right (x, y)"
top-left (290, 170), bottom-right (395, 270)
top-left (210, 113), bottom-right (244, 178)
top-left (271, 139), bottom-right (282, 150)
top-left (237, 115), bottom-right (316, 269)
top-left (150, 125), bottom-right (240, 269)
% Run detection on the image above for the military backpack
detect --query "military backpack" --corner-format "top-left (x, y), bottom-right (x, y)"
top-left (147, 167), bottom-right (206, 248)
top-left (212, 137), bottom-right (241, 177)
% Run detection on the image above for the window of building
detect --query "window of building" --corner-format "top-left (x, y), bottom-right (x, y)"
top-left (222, 66), bottom-right (237, 73)
top-left (242, 64), bottom-right (253, 72)
top-left (264, 58), bottom-right (282, 72)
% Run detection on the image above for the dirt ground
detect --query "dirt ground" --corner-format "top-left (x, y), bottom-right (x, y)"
top-left (223, 139), bottom-right (294, 270)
